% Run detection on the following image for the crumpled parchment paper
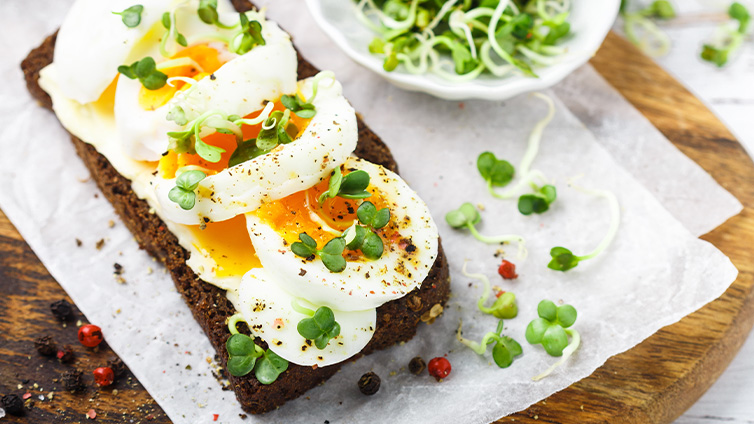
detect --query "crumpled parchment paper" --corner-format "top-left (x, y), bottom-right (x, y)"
top-left (0, 0), bottom-right (742, 422)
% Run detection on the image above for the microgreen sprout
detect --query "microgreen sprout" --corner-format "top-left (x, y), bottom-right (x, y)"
top-left (167, 110), bottom-right (231, 163)
top-left (445, 203), bottom-right (527, 259)
top-left (231, 13), bottom-right (266, 55)
top-left (621, 0), bottom-right (675, 57)
top-left (117, 57), bottom-right (168, 90)
top-left (160, 11), bottom-right (189, 57)
top-left (343, 201), bottom-right (390, 260)
top-left (291, 233), bottom-right (347, 273)
top-left (256, 109), bottom-right (297, 150)
top-left (355, 0), bottom-right (574, 80)
top-left (701, 2), bottom-right (750, 67)
top-left (480, 94), bottom-right (557, 215)
top-left (112, 4), bottom-right (143, 28)
top-left (293, 301), bottom-right (342, 350)
top-left (168, 170), bottom-right (206, 210)
top-left (281, 71), bottom-right (335, 118)
top-left (525, 299), bottom-right (580, 381)
top-left (461, 262), bottom-right (518, 319)
top-left (198, 0), bottom-right (235, 29)
top-left (517, 183), bottom-right (556, 215)
top-left (318, 168), bottom-right (372, 204)
top-left (547, 183), bottom-right (620, 271)
top-left (456, 319), bottom-right (523, 368)
top-left (225, 313), bottom-right (289, 384)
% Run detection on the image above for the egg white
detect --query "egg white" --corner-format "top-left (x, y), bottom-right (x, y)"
top-left (245, 157), bottom-right (439, 312)
top-left (227, 268), bottom-right (376, 366)
top-left (115, 9), bottom-right (295, 161)
top-left (152, 75), bottom-right (358, 225)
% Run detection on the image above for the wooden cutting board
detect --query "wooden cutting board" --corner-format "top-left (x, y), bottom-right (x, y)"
top-left (1, 32), bottom-right (753, 423)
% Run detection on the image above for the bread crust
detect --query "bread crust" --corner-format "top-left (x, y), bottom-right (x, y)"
top-left (21, 6), bottom-right (450, 414)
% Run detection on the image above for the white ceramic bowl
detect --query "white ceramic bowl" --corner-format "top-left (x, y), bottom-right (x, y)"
top-left (305, 0), bottom-right (620, 101)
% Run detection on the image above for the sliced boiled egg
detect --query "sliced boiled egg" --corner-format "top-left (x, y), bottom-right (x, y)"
top-left (244, 157), bottom-right (439, 312)
top-left (114, 8), bottom-right (296, 161)
top-left (227, 268), bottom-right (376, 366)
top-left (152, 75), bottom-right (358, 225)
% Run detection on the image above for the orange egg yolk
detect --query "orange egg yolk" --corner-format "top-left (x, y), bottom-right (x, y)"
top-left (139, 44), bottom-right (225, 111)
top-left (186, 214), bottom-right (261, 277)
top-left (254, 172), bottom-right (400, 260)
top-left (158, 101), bottom-right (312, 179)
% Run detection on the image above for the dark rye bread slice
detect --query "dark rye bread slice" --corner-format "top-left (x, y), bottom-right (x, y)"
top-left (21, 2), bottom-right (451, 415)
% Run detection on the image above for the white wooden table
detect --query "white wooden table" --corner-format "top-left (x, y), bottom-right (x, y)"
top-left (620, 1), bottom-right (754, 422)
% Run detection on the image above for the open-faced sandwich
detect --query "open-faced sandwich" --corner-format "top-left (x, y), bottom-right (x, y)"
top-left (22, 0), bottom-right (450, 414)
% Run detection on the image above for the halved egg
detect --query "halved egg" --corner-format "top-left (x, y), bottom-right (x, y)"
top-left (227, 268), bottom-right (376, 366)
top-left (152, 75), bottom-right (358, 226)
top-left (245, 157), bottom-right (439, 312)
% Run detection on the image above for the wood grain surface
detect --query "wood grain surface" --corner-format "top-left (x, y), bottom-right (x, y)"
top-left (1, 31), bottom-right (753, 423)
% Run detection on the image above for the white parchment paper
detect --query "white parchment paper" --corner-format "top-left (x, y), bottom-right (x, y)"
top-left (0, 0), bottom-right (743, 423)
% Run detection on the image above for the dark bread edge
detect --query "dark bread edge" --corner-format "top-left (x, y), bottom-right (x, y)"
top-left (21, 12), bottom-right (450, 415)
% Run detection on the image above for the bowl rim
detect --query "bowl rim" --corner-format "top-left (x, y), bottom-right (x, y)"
top-left (303, 0), bottom-right (621, 101)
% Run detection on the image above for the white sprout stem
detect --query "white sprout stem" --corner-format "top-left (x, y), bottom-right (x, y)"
top-left (570, 185), bottom-right (620, 261)
top-left (156, 57), bottom-right (205, 72)
top-left (456, 320), bottom-right (500, 355)
top-left (464, 7), bottom-right (495, 21)
top-left (488, 169), bottom-right (548, 200)
top-left (624, 14), bottom-right (672, 57)
top-left (187, 32), bottom-right (232, 47)
top-left (306, 71), bottom-right (336, 103)
top-left (354, 0), bottom-right (389, 33)
top-left (227, 313), bottom-right (245, 334)
top-left (291, 298), bottom-right (316, 317)
top-left (175, 165), bottom-right (212, 175)
top-left (466, 225), bottom-right (528, 259)
top-left (519, 93), bottom-right (555, 176)
top-left (166, 76), bottom-right (198, 87)
top-left (480, 41), bottom-right (516, 77)
top-left (517, 45), bottom-right (563, 66)
top-left (462, 261), bottom-right (493, 312)
top-left (425, 0), bottom-right (460, 31)
top-left (430, 60), bottom-right (486, 82)
top-left (536, 0), bottom-right (553, 20)
top-left (210, 119), bottom-right (243, 139)
top-left (233, 101), bottom-right (275, 127)
top-left (532, 328), bottom-right (580, 381)
top-left (449, 10), bottom-right (478, 59)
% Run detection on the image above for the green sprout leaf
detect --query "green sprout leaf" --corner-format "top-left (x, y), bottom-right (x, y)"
top-left (117, 57), bottom-right (168, 90)
top-left (233, 13), bottom-right (266, 55)
top-left (356, 201), bottom-right (390, 229)
top-left (254, 349), bottom-right (288, 384)
top-left (518, 184), bottom-right (557, 215)
top-left (647, 0), bottom-right (676, 19)
top-left (168, 170), bottom-right (206, 210)
top-left (456, 319), bottom-right (523, 369)
top-left (225, 333), bottom-right (263, 377)
top-left (113, 5), bottom-right (144, 28)
top-left (446, 203), bottom-right (526, 252)
top-left (481, 292), bottom-right (518, 319)
top-left (297, 306), bottom-right (342, 350)
top-left (361, 231), bottom-right (384, 260)
top-left (344, 225), bottom-right (367, 250)
top-left (525, 299), bottom-right (578, 357)
top-left (197, 0), bottom-right (234, 28)
top-left (318, 169), bottom-right (371, 203)
top-left (477, 152), bottom-right (515, 187)
top-left (228, 138), bottom-right (268, 167)
top-left (492, 336), bottom-right (523, 368)
top-left (547, 246), bottom-right (580, 271)
top-left (291, 233), bottom-right (347, 272)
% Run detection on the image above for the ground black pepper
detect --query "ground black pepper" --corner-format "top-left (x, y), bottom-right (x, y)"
top-left (357, 372), bottom-right (381, 395)
top-left (62, 369), bottom-right (85, 392)
top-left (409, 356), bottom-right (426, 375)
top-left (34, 335), bottom-right (57, 356)
top-left (1, 394), bottom-right (24, 416)
top-left (50, 299), bottom-right (73, 321)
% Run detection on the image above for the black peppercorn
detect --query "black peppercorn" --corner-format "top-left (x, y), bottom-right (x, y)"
top-left (107, 357), bottom-right (127, 378)
top-left (56, 345), bottom-right (75, 363)
top-left (34, 335), bottom-right (57, 357)
top-left (50, 299), bottom-right (73, 321)
top-left (62, 369), bottom-right (85, 392)
top-left (408, 356), bottom-right (426, 375)
top-left (357, 371), bottom-right (380, 395)
top-left (1, 394), bottom-right (24, 416)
